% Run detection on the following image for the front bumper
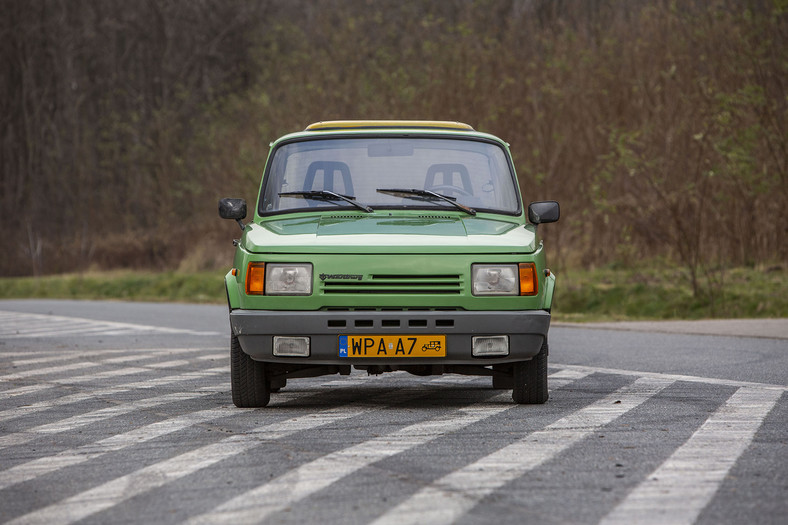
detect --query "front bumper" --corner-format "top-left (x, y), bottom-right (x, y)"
top-left (230, 309), bottom-right (550, 365)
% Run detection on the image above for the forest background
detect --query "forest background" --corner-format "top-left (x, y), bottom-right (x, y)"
top-left (1, 0), bottom-right (785, 319)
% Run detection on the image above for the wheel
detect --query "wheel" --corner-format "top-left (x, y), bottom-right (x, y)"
top-left (512, 339), bottom-right (548, 404)
top-left (230, 333), bottom-right (270, 407)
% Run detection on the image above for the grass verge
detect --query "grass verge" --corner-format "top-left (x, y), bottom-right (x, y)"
top-left (0, 266), bottom-right (785, 321)
top-left (553, 265), bottom-right (787, 322)
top-left (0, 270), bottom-right (227, 304)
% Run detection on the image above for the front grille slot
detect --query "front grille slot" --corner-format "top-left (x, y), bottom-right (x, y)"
top-left (322, 274), bottom-right (462, 295)
top-left (323, 316), bottom-right (458, 330)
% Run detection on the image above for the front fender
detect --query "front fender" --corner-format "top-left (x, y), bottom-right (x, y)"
top-left (225, 270), bottom-right (241, 310)
top-left (543, 271), bottom-right (556, 311)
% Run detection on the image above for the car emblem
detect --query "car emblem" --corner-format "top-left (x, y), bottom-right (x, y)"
top-left (319, 273), bottom-right (363, 281)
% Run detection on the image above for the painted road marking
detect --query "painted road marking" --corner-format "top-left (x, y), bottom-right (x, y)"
top-left (1, 349), bottom-right (219, 398)
top-left (0, 406), bottom-right (235, 491)
top-left (0, 310), bottom-right (220, 338)
top-left (370, 377), bottom-right (674, 525)
top-left (185, 371), bottom-right (591, 525)
top-left (0, 366), bottom-right (225, 423)
top-left (0, 351), bottom-right (784, 525)
top-left (0, 390), bottom-right (218, 449)
top-left (600, 386), bottom-right (784, 525)
top-left (4, 380), bottom-right (480, 525)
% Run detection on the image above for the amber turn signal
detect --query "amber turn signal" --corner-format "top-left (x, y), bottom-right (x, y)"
top-left (245, 262), bottom-right (265, 295)
top-left (519, 263), bottom-right (538, 296)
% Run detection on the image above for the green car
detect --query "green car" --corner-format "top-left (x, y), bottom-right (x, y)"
top-left (219, 120), bottom-right (560, 407)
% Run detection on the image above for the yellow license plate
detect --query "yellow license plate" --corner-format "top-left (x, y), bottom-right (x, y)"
top-left (338, 335), bottom-right (446, 358)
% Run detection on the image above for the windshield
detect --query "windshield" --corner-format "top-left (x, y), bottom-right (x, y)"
top-left (259, 137), bottom-right (521, 215)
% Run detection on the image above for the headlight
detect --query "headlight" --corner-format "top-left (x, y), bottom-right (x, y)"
top-left (265, 263), bottom-right (313, 295)
top-left (472, 264), bottom-right (518, 295)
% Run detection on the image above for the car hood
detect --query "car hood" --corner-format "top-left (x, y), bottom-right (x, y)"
top-left (242, 214), bottom-right (538, 254)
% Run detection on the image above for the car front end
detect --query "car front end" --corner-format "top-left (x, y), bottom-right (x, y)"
top-left (220, 121), bottom-right (559, 406)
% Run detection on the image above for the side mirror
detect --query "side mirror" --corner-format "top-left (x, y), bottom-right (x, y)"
top-left (528, 201), bottom-right (560, 225)
top-left (219, 198), bottom-right (247, 230)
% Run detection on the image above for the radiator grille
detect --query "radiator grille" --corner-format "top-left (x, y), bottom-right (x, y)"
top-left (321, 274), bottom-right (462, 295)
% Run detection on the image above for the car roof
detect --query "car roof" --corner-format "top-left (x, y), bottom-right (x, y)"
top-left (269, 120), bottom-right (507, 148)
top-left (304, 120), bottom-right (475, 131)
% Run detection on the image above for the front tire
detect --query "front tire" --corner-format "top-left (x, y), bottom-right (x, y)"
top-left (230, 333), bottom-right (270, 407)
top-left (512, 339), bottom-right (548, 404)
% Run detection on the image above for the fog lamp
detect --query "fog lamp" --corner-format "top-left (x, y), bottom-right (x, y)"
top-left (472, 336), bottom-right (509, 357)
top-left (273, 336), bottom-right (310, 357)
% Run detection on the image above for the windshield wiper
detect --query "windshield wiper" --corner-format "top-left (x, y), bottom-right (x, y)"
top-left (279, 190), bottom-right (373, 213)
top-left (376, 188), bottom-right (476, 216)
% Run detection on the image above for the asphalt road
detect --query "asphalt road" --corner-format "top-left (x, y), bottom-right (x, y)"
top-left (0, 300), bottom-right (786, 525)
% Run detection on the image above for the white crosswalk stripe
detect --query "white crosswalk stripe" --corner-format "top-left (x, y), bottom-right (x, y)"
top-left (1, 348), bottom-right (220, 399)
top-left (1, 343), bottom-right (784, 525)
top-left (0, 310), bottom-right (220, 338)
top-left (0, 406), bottom-right (235, 491)
top-left (13, 349), bottom-right (136, 366)
top-left (185, 370), bottom-right (592, 525)
top-left (0, 366), bottom-right (225, 423)
top-left (0, 361), bottom-right (97, 382)
top-left (5, 376), bottom-right (484, 525)
top-left (370, 376), bottom-right (675, 525)
top-left (599, 386), bottom-right (784, 525)
top-left (0, 390), bottom-right (219, 449)
top-left (5, 348), bottom-right (222, 371)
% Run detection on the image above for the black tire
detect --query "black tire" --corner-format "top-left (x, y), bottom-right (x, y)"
top-left (512, 339), bottom-right (549, 404)
top-left (230, 333), bottom-right (270, 407)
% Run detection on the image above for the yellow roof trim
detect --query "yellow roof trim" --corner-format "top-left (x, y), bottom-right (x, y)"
top-left (305, 120), bottom-right (474, 131)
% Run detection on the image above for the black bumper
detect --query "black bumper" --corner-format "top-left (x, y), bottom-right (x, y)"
top-left (230, 309), bottom-right (550, 365)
